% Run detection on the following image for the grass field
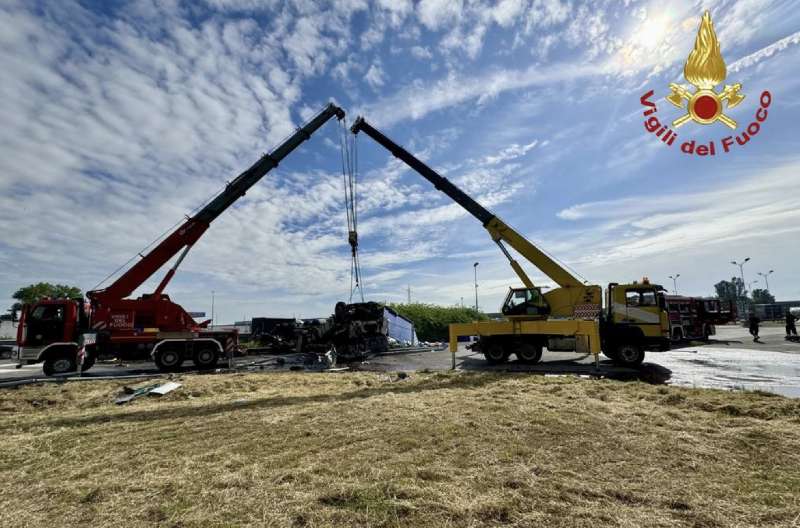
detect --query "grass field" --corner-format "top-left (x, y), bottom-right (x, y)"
top-left (1, 372), bottom-right (799, 527)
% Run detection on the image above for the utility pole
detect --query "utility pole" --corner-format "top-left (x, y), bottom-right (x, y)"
top-left (731, 257), bottom-right (750, 316)
top-left (460, 296), bottom-right (464, 308)
top-left (757, 270), bottom-right (774, 292)
top-left (668, 273), bottom-right (680, 295)
top-left (473, 262), bottom-right (479, 312)
top-left (407, 285), bottom-right (411, 304)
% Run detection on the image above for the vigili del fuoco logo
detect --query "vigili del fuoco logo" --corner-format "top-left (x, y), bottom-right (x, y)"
top-left (639, 10), bottom-right (771, 156)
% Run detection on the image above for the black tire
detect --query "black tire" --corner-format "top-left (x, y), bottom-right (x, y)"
top-left (612, 343), bottom-right (645, 367)
top-left (154, 346), bottom-right (184, 372)
top-left (79, 354), bottom-right (96, 373)
top-left (193, 344), bottom-right (219, 370)
top-left (483, 341), bottom-right (510, 365)
top-left (516, 342), bottom-right (543, 364)
top-left (603, 348), bottom-right (619, 361)
top-left (43, 353), bottom-right (77, 376)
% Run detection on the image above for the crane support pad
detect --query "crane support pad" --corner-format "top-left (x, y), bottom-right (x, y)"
top-left (448, 319), bottom-right (602, 354)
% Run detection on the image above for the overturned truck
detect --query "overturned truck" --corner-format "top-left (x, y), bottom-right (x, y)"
top-left (250, 302), bottom-right (417, 361)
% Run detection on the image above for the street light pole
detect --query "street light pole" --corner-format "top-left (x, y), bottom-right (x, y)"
top-left (757, 270), bottom-right (774, 292)
top-left (731, 257), bottom-right (751, 291)
top-left (731, 257), bottom-right (751, 315)
top-left (668, 274), bottom-right (680, 295)
top-left (473, 262), bottom-right (479, 312)
top-left (211, 290), bottom-right (215, 327)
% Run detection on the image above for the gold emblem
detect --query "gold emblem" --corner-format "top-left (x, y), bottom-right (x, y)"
top-left (667, 11), bottom-right (744, 129)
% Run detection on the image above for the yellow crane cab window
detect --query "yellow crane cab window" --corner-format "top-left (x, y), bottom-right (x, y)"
top-left (626, 290), bottom-right (657, 307)
top-left (641, 291), bottom-right (656, 306)
top-left (626, 291), bottom-right (640, 306)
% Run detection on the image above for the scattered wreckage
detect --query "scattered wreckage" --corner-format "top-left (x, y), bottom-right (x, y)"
top-left (249, 301), bottom-right (417, 363)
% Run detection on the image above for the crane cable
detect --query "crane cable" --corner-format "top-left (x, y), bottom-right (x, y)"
top-left (339, 118), bottom-right (364, 302)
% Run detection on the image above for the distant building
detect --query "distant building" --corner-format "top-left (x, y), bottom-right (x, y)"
top-left (0, 320), bottom-right (15, 339)
top-left (753, 301), bottom-right (800, 321)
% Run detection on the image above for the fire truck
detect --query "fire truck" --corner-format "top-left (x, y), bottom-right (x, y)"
top-left (665, 295), bottom-right (737, 342)
top-left (15, 104), bottom-right (345, 375)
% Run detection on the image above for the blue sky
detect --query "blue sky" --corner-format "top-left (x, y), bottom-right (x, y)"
top-left (1, 0), bottom-right (799, 323)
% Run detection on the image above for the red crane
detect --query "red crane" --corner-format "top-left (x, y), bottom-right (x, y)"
top-left (16, 103), bottom-right (345, 375)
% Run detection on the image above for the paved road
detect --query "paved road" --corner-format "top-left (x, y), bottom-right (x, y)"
top-left (3, 324), bottom-right (799, 396)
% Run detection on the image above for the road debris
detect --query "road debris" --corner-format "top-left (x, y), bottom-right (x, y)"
top-left (115, 381), bottom-right (182, 404)
top-left (149, 381), bottom-right (182, 396)
top-left (115, 383), bottom-right (161, 405)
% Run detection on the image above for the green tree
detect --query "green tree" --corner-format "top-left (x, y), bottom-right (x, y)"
top-left (388, 302), bottom-right (487, 342)
top-left (751, 289), bottom-right (775, 304)
top-left (714, 277), bottom-right (746, 305)
top-left (11, 283), bottom-right (83, 312)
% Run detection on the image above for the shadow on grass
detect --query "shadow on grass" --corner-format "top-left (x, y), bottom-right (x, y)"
top-left (38, 373), bottom-right (505, 430)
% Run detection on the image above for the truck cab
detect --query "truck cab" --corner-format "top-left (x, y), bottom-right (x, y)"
top-left (603, 281), bottom-right (670, 362)
top-left (16, 298), bottom-right (87, 375)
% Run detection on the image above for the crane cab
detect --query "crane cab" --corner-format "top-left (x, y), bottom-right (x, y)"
top-left (604, 281), bottom-right (670, 357)
top-left (501, 287), bottom-right (550, 318)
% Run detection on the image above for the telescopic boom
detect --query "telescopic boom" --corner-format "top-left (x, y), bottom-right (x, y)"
top-left (350, 116), bottom-right (583, 290)
top-left (90, 103), bottom-right (345, 304)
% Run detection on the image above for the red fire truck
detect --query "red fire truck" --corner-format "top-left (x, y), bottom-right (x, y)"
top-left (665, 295), bottom-right (737, 342)
top-left (15, 104), bottom-right (345, 375)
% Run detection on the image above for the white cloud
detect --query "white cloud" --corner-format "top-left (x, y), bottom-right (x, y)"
top-left (441, 22), bottom-right (487, 59)
top-left (492, 0), bottom-right (526, 27)
top-left (364, 61), bottom-right (386, 89)
top-left (555, 162), bottom-right (800, 265)
top-left (729, 30), bottom-right (800, 73)
top-left (376, 0), bottom-right (412, 26)
top-left (410, 45), bottom-right (433, 59)
top-left (524, 0), bottom-right (570, 32)
top-left (481, 140), bottom-right (539, 165)
top-left (417, 0), bottom-right (463, 30)
top-left (361, 60), bottom-right (610, 126)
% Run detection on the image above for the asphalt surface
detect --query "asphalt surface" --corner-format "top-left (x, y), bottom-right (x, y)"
top-left (2, 324), bottom-right (799, 396)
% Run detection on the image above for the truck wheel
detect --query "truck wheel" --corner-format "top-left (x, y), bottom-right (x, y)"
top-left (193, 344), bottom-right (219, 370)
top-left (154, 347), bottom-right (183, 372)
top-left (484, 341), bottom-right (509, 365)
top-left (80, 354), bottom-right (96, 373)
top-left (517, 342), bottom-right (543, 364)
top-left (603, 348), bottom-right (619, 361)
top-left (612, 344), bottom-right (644, 367)
top-left (43, 354), bottom-right (77, 376)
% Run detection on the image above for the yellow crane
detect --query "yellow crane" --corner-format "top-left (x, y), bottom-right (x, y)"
top-left (351, 117), bottom-right (670, 367)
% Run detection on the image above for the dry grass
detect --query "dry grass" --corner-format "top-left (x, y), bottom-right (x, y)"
top-left (1, 372), bottom-right (799, 527)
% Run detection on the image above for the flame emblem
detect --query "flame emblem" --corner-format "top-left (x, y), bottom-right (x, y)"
top-left (667, 11), bottom-right (744, 129)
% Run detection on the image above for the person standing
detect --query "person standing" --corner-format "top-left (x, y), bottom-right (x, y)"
top-left (786, 311), bottom-right (798, 338)
top-left (748, 313), bottom-right (761, 342)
